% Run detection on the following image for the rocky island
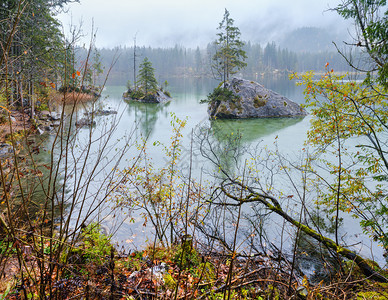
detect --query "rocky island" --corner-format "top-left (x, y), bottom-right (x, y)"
top-left (206, 78), bottom-right (307, 119)
top-left (123, 88), bottom-right (171, 104)
top-left (123, 57), bottom-right (171, 104)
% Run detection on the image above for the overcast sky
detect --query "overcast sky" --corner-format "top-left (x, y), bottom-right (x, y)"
top-left (57, 0), bottom-right (351, 49)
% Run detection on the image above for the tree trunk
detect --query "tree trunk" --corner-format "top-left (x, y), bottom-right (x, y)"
top-left (221, 188), bottom-right (388, 283)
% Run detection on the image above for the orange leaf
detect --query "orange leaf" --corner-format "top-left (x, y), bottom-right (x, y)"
top-left (72, 73), bottom-right (75, 79)
top-left (76, 71), bottom-right (81, 76)
top-left (50, 83), bottom-right (55, 89)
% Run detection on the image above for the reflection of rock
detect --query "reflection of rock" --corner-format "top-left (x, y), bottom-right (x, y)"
top-left (211, 117), bottom-right (304, 143)
top-left (76, 117), bottom-right (96, 128)
top-left (126, 101), bottom-right (170, 137)
top-left (209, 78), bottom-right (307, 119)
top-left (84, 109), bottom-right (118, 116)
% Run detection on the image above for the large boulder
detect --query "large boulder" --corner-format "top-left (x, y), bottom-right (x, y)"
top-left (208, 78), bottom-right (307, 119)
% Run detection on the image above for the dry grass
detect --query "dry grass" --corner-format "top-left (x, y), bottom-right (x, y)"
top-left (51, 91), bottom-right (96, 104)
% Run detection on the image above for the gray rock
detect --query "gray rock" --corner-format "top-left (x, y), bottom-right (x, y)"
top-left (76, 117), bottom-right (96, 128)
top-left (154, 90), bottom-right (171, 104)
top-left (296, 285), bottom-right (308, 299)
top-left (50, 112), bottom-right (60, 121)
top-left (0, 144), bottom-right (14, 158)
top-left (37, 127), bottom-right (45, 135)
top-left (208, 78), bottom-right (307, 119)
top-left (22, 98), bottom-right (30, 107)
top-left (39, 110), bottom-right (51, 117)
top-left (84, 109), bottom-right (118, 116)
top-left (123, 89), bottom-right (172, 104)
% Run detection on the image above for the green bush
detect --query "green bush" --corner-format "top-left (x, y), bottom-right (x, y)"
top-left (75, 223), bottom-right (113, 265)
top-left (173, 236), bottom-right (201, 270)
top-left (127, 88), bottom-right (145, 100)
top-left (164, 90), bottom-right (171, 97)
top-left (36, 102), bottom-right (49, 112)
top-left (200, 86), bottom-right (239, 104)
top-left (0, 112), bottom-right (7, 124)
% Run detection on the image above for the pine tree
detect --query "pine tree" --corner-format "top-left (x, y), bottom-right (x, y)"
top-left (137, 57), bottom-right (158, 96)
top-left (212, 9), bottom-right (247, 84)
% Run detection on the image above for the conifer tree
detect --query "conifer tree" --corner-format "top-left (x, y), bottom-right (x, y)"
top-left (137, 57), bottom-right (158, 96)
top-left (212, 9), bottom-right (247, 85)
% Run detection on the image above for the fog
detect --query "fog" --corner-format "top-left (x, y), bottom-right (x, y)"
top-left (57, 0), bottom-right (352, 48)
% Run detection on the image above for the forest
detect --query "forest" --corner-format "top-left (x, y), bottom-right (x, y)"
top-left (0, 0), bottom-right (387, 299)
top-left (90, 38), bottom-right (355, 86)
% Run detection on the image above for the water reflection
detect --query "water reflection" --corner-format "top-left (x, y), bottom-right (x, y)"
top-left (210, 117), bottom-right (305, 143)
top-left (125, 101), bottom-right (170, 137)
top-left (192, 116), bottom-right (306, 181)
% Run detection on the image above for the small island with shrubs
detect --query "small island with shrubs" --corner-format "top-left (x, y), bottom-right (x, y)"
top-left (123, 57), bottom-right (172, 103)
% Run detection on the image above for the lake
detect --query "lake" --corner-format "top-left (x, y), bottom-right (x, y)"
top-left (100, 76), bottom-right (309, 169)
top-left (49, 75), bottom-right (384, 270)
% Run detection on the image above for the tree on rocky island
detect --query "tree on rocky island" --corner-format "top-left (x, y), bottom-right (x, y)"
top-left (203, 10), bottom-right (306, 119)
top-left (123, 57), bottom-right (171, 103)
top-left (137, 57), bottom-right (158, 96)
top-left (212, 8), bottom-right (247, 85)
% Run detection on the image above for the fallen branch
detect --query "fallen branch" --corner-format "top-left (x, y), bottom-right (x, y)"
top-left (220, 186), bottom-right (388, 283)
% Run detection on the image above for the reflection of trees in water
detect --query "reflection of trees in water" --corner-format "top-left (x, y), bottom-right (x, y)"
top-left (164, 77), bottom-right (219, 96)
top-left (211, 117), bottom-right (304, 143)
top-left (195, 123), bottom-right (246, 178)
top-left (5, 123), bottom-right (75, 225)
top-left (126, 101), bottom-right (170, 137)
top-left (194, 117), bottom-right (304, 178)
top-left (1, 150), bottom-right (64, 226)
